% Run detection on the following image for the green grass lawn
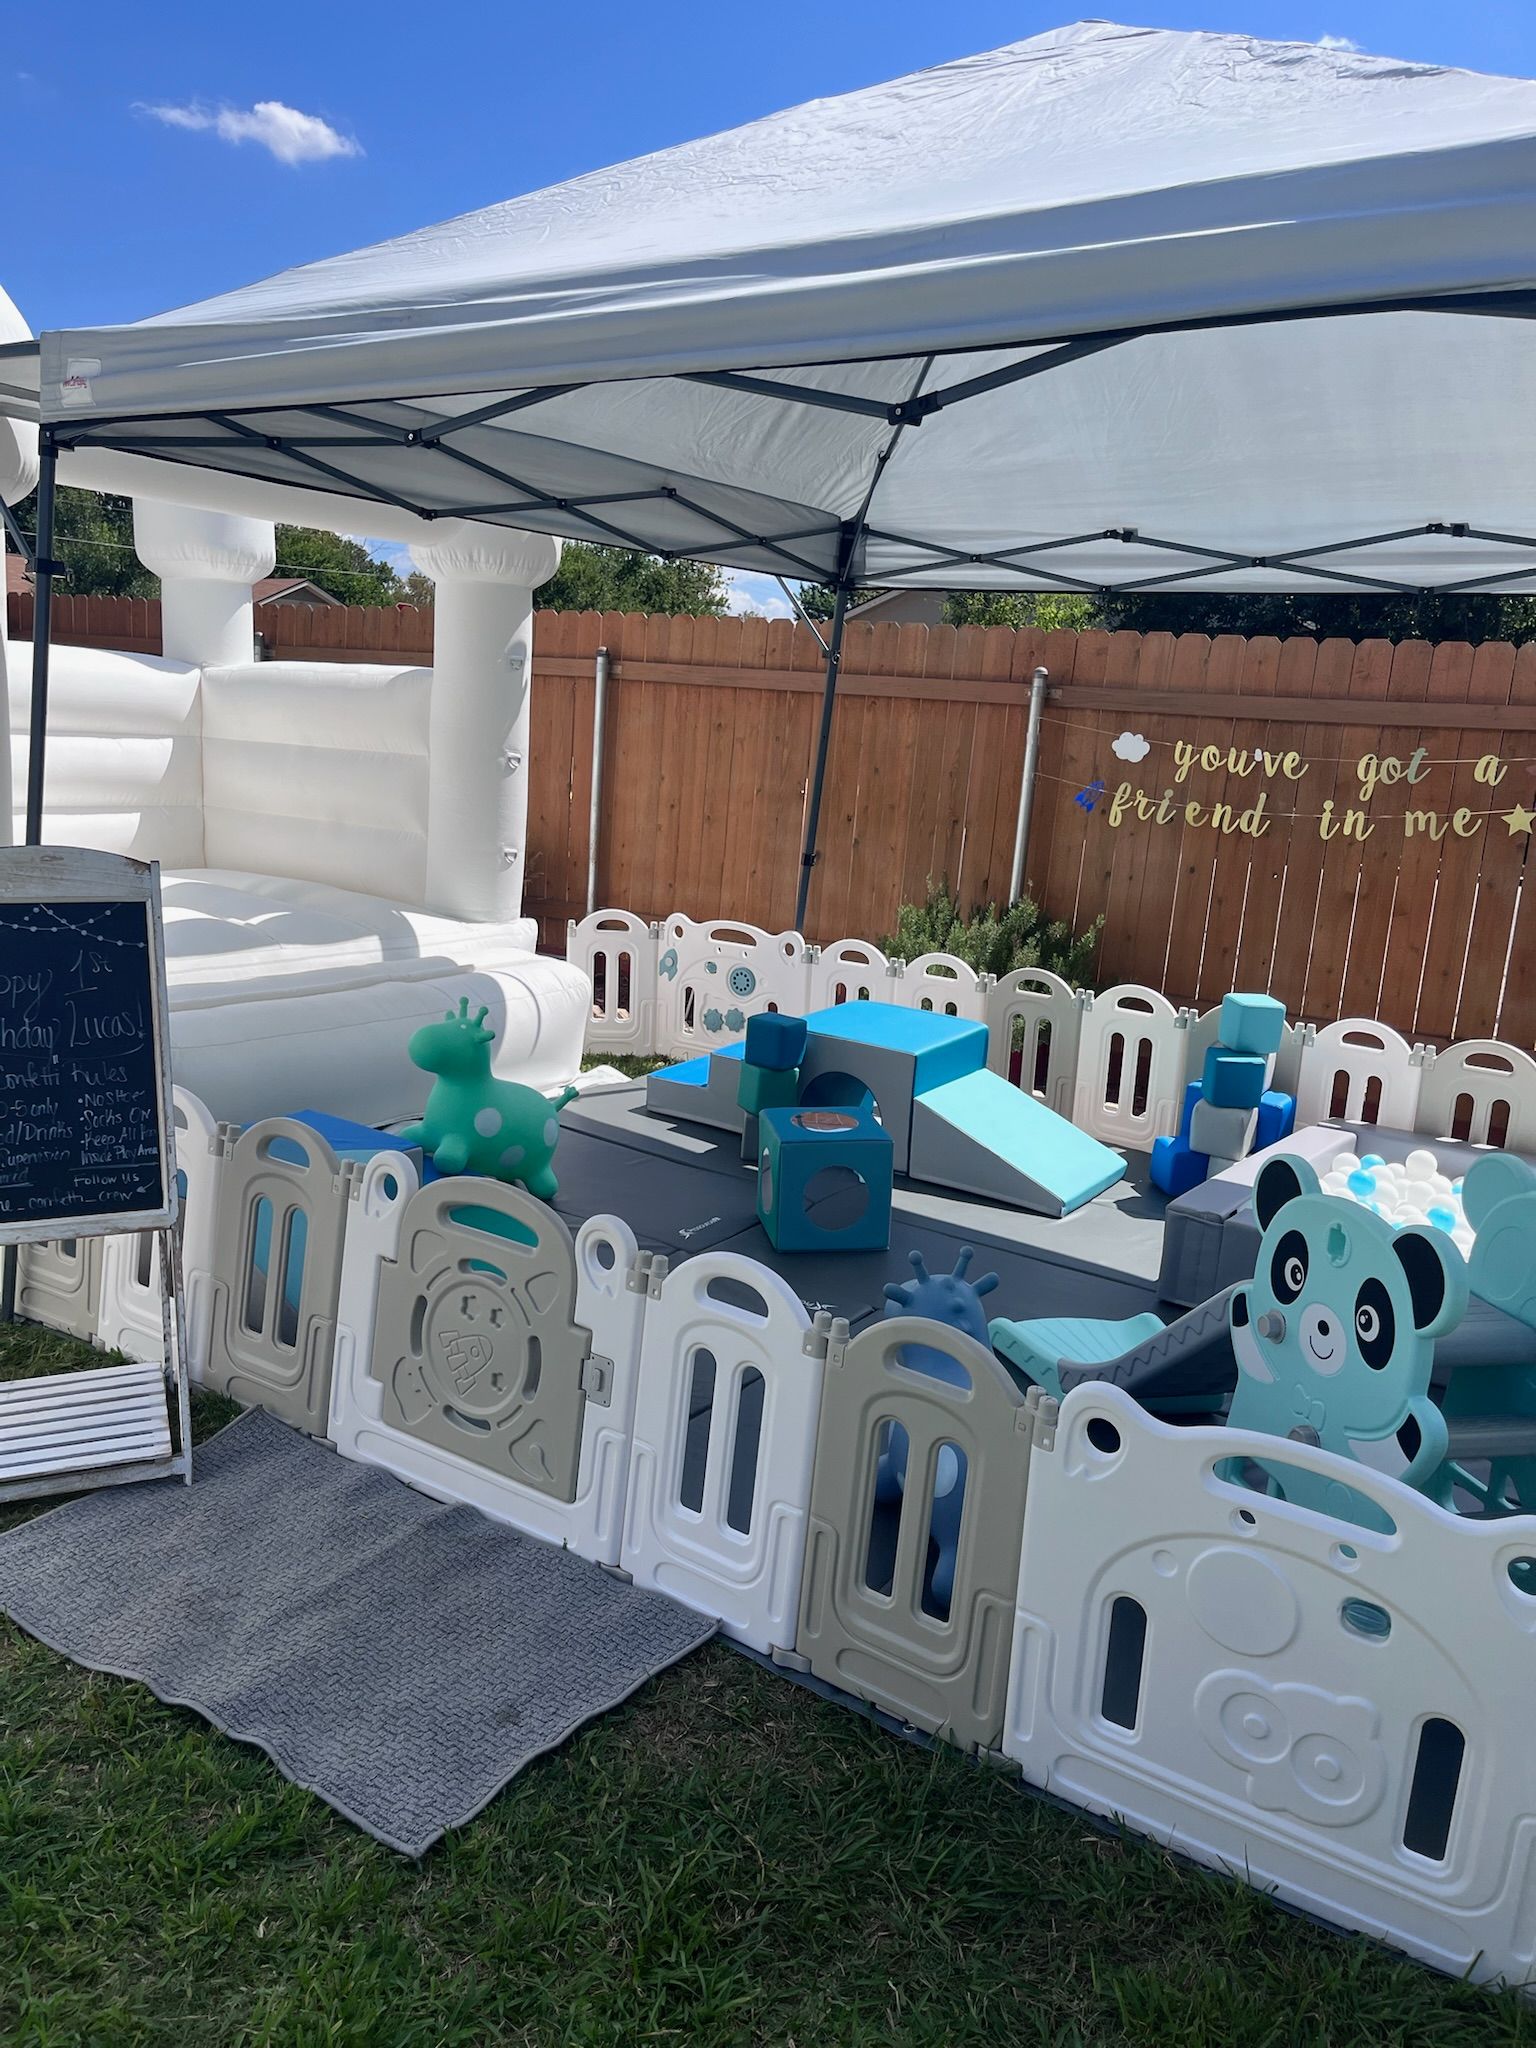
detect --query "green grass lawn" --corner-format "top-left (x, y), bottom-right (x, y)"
top-left (1, 1323), bottom-right (1532, 2045)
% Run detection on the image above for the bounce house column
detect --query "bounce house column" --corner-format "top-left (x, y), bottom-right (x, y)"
top-left (411, 528), bottom-right (563, 924)
top-left (132, 499), bottom-right (275, 668)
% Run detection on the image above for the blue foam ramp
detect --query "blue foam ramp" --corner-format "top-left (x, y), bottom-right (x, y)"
top-left (908, 1069), bottom-right (1126, 1217)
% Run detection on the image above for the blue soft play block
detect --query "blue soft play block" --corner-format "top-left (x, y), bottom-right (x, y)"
top-left (744, 1011), bottom-right (808, 1071)
top-left (1201, 1046), bottom-right (1267, 1111)
top-left (757, 1103), bottom-right (893, 1252)
top-left (1178, 1079), bottom-right (1201, 1140)
top-left (1217, 992), bottom-right (1286, 1059)
top-left (802, 1001), bottom-right (988, 1096)
top-left (293, 1109), bottom-right (420, 1168)
top-left (257, 1109), bottom-right (422, 1175)
top-left (1151, 1131), bottom-right (1210, 1197)
top-left (1255, 1088), bottom-right (1297, 1151)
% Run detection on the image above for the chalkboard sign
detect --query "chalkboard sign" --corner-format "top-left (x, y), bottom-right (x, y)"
top-left (0, 848), bottom-right (175, 1242)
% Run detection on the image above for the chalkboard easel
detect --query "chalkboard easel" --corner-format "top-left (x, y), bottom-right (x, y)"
top-left (0, 847), bottom-right (191, 1501)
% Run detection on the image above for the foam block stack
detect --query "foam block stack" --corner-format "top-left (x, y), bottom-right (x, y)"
top-left (1151, 993), bottom-right (1294, 1196)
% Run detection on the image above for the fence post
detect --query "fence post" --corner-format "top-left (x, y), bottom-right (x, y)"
top-left (1008, 665), bottom-right (1048, 906)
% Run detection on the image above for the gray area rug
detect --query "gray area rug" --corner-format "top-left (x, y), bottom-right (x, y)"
top-left (0, 1410), bottom-right (714, 1855)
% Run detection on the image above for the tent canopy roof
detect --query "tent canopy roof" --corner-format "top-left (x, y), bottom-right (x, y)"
top-left (30, 21), bottom-right (1536, 594)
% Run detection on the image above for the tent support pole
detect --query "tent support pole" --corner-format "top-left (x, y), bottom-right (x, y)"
top-left (1009, 666), bottom-right (1049, 904)
top-left (794, 565), bottom-right (853, 933)
top-left (24, 432), bottom-right (58, 845)
top-left (2, 431), bottom-right (57, 1325)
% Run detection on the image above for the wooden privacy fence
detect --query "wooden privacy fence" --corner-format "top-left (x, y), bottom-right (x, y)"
top-left (10, 590), bottom-right (1536, 1045)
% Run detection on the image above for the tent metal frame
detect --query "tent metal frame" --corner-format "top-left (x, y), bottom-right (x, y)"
top-left (24, 288), bottom-right (1536, 925)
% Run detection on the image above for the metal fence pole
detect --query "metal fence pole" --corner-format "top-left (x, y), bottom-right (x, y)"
top-left (1008, 666), bottom-right (1049, 905)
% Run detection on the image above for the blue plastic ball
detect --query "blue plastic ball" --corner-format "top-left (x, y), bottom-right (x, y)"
top-left (1360, 1154), bottom-right (1385, 1169)
top-left (1427, 1205), bottom-right (1457, 1232)
top-left (1346, 1170), bottom-right (1376, 1198)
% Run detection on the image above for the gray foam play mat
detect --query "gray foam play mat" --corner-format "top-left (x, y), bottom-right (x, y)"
top-left (0, 1409), bottom-right (714, 1855)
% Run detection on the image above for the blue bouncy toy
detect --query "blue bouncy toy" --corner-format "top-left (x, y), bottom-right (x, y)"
top-left (874, 1247), bottom-right (1000, 1611)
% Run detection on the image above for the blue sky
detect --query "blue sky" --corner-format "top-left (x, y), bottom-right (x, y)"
top-left (10, 0), bottom-right (1536, 612)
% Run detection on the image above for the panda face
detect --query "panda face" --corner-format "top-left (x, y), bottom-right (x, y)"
top-left (1230, 1154), bottom-right (1466, 1453)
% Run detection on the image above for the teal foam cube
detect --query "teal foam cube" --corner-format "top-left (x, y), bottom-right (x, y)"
top-left (1218, 993), bottom-right (1285, 1059)
top-left (1201, 1046), bottom-right (1267, 1110)
top-left (758, 1104), bottom-right (892, 1252)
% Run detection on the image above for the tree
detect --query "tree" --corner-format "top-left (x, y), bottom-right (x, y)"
top-left (5, 486), bottom-right (157, 598)
top-left (400, 568), bottom-right (436, 608)
top-left (793, 580), bottom-right (878, 620)
top-left (535, 541), bottom-right (727, 615)
top-left (272, 526), bottom-right (401, 606)
top-left (942, 590), bottom-right (1100, 632)
top-left (1088, 588), bottom-right (1536, 646)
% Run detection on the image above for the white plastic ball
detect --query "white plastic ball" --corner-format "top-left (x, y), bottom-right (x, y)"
top-left (1406, 1149), bottom-right (1439, 1180)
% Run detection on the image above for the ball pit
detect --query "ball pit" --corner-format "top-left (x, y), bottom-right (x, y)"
top-left (1320, 1145), bottom-right (1473, 1255)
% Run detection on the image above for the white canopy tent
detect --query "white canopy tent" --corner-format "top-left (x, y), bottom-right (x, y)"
top-left (10, 19), bottom-right (1536, 921)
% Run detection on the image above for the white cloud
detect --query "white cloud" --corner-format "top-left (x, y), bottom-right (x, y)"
top-left (137, 98), bottom-right (360, 165)
top-left (723, 570), bottom-right (795, 620)
top-left (1317, 34), bottom-right (1361, 51)
top-left (1112, 730), bottom-right (1151, 763)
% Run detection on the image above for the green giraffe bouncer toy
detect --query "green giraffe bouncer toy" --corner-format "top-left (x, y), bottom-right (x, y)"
top-left (398, 999), bottom-right (578, 1199)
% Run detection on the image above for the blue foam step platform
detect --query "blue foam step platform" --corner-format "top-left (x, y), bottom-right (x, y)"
top-left (645, 1049), bottom-right (745, 1132)
top-left (908, 1068), bottom-right (1125, 1217)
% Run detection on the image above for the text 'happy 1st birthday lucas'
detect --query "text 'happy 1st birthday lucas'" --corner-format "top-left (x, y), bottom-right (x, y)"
top-left (1103, 741), bottom-right (1535, 843)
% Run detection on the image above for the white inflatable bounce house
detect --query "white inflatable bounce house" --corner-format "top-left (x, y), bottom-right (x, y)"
top-left (0, 292), bottom-right (588, 1127)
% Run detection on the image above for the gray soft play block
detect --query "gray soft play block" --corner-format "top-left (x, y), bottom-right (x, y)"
top-left (1189, 1099), bottom-right (1257, 1160)
top-left (563, 1085), bottom-right (752, 1182)
top-left (798, 1034), bottom-right (921, 1170)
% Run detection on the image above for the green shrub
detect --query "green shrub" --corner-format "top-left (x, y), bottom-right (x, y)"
top-left (881, 882), bottom-right (1102, 988)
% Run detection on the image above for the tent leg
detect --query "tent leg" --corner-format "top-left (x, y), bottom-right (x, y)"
top-left (2, 434), bottom-right (58, 1326)
top-left (794, 580), bottom-right (851, 933)
top-left (25, 431), bottom-right (58, 845)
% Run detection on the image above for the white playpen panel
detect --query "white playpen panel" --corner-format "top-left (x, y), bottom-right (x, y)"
top-left (1006, 1385), bottom-right (1536, 1990)
top-left (97, 1088), bottom-right (221, 1373)
top-left (985, 968), bottom-right (1080, 1115)
top-left (1072, 985), bottom-right (1187, 1148)
top-left (566, 910), bottom-right (659, 1055)
top-left (889, 952), bottom-right (988, 1022)
top-left (1295, 1018), bottom-right (1421, 1130)
top-left (654, 914), bottom-right (810, 1057)
top-left (1414, 1039), bottom-right (1536, 1153)
top-left (805, 937), bottom-right (891, 1012)
top-left (620, 1251), bottom-right (818, 1652)
top-left (328, 1159), bottom-right (649, 1564)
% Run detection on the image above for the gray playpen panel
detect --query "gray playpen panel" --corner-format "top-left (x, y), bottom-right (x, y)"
top-left (15, 1236), bottom-right (104, 1344)
top-left (795, 1316), bottom-right (1035, 1754)
top-left (205, 1118), bottom-right (354, 1435)
top-left (370, 1177), bottom-right (593, 1503)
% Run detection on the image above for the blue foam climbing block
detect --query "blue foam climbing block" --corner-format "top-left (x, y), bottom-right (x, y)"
top-left (744, 1011), bottom-right (808, 1070)
top-left (1255, 1088), bottom-right (1297, 1151)
top-left (1151, 1131), bottom-right (1210, 1197)
top-left (1218, 992), bottom-right (1286, 1059)
top-left (758, 1104), bottom-right (893, 1252)
top-left (1201, 1046), bottom-right (1267, 1110)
